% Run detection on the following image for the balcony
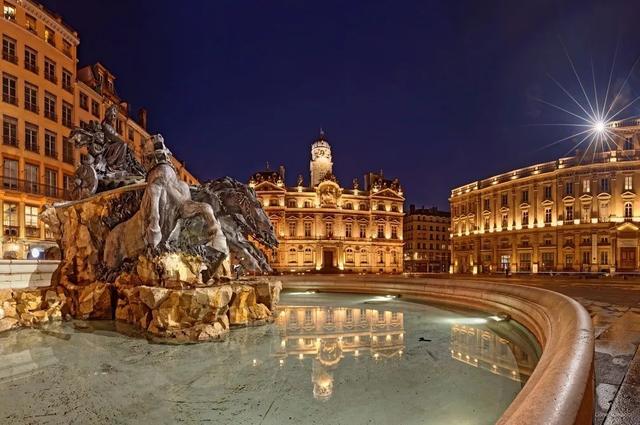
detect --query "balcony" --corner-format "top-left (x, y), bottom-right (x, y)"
top-left (1, 177), bottom-right (71, 200)
top-left (2, 94), bottom-right (17, 105)
top-left (2, 52), bottom-right (17, 64)
top-left (25, 63), bottom-right (38, 74)
top-left (2, 136), bottom-right (18, 147)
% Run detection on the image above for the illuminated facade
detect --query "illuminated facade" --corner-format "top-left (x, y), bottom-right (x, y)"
top-left (450, 123), bottom-right (640, 273)
top-left (450, 324), bottom-right (538, 383)
top-left (273, 305), bottom-right (404, 400)
top-left (403, 205), bottom-right (451, 272)
top-left (249, 132), bottom-right (404, 273)
top-left (0, 1), bottom-right (197, 259)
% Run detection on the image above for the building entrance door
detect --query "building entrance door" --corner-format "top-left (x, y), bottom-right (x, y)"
top-left (620, 247), bottom-right (636, 270)
top-left (322, 250), bottom-right (335, 271)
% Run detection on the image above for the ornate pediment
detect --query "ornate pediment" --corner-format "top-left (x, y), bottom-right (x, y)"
top-left (616, 222), bottom-right (639, 232)
top-left (562, 195), bottom-right (575, 204)
top-left (621, 191), bottom-right (637, 199)
top-left (541, 199), bottom-right (554, 207)
top-left (579, 194), bottom-right (593, 202)
top-left (253, 180), bottom-right (286, 192)
top-left (372, 188), bottom-right (404, 200)
top-left (597, 192), bottom-right (612, 200)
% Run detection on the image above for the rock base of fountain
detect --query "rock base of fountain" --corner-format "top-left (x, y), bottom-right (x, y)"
top-left (0, 288), bottom-right (66, 332)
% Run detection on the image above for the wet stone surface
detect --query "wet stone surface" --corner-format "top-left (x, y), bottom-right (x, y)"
top-left (0, 293), bottom-right (540, 425)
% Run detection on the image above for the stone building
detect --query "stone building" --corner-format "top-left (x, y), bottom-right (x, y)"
top-left (450, 122), bottom-right (640, 273)
top-left (403, 205), bottom-right (451, 272)
top-left (249, 131), bottom-right (404, 273)
top-left (0, 1), bottom-right (198, 259)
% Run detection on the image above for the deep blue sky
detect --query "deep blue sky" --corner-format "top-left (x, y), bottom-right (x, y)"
top-left (43, 0), bottom-right (640, 209)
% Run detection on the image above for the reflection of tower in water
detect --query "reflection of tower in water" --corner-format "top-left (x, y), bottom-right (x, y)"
top-left (449, 324), bottom-right (538, 383)
top-left (274, 305), bottom-right (405, 400)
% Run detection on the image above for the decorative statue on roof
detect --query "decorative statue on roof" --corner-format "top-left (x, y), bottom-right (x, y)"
top-left (68, 104), bottom-right (145, 200)
top-left (297, 174), bottom-right (304, 187)
top-left (352, 178), bottom-right (359, 190)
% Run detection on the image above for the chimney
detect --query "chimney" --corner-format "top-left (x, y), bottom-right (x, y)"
top-left (138, 108), bottom-right (148, 130)
top-left (409, 204), bottom-right (416, 213)
top-left (278, 165), bottom-right (286, 182)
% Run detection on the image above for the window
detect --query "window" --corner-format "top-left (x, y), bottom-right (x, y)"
top-left (544, 185), bottom-right (552, 200)
top-left (25, 123), bottom-right (38, 152)
top-left (45, 168), bottom-right (57, 197)
top-left (359, 224), bottom-right (367, 238)
top-left (600, 251), bottom-right (609, 265)
top-left (2, 115), bottom-right (17, 146)
top-left (377, 203), bottom-right (385, 211)
top-left (62, 102), bottom-right (73, 127)
top-left (483, 198), bottom-right (490, 211)
top-left (377, 224), bottom-right (385, 238)
top-left (25, 14), bottom-right (36, 33)
top-left (288, 221), bottom-right (296, 237)
top-left (541, 252), bottom-right (554, 271)
top-left (63, 174), bottom-right (73, 196)
top-left (3, 3), bottom-right (16, 20)
top-left (62, 69), bottom-right (72, 92)
top-left (25, 205), bottom-right (39, 237)
top-left (24, 82), bottom-right (38, 112)
top-left (565, 181), bottom-right (573, 196)
top-left (44, 130), bottom-right (57, 158)
top-left (582, 251), bottom-right (591, 266)
top-left (600, 178), bottom-right (610, 193)
top-left (345, 248), bottom-right (354, 263)
top-left (79, 92), bottom-right (88, 110)
top-left (565, 205), bottom-right (574, 221)
top-left (360, 249), bottom-right (368, 264)
top-left (24, 47), bottom-right (37, 73)
top-left (303, 248), bottom-right (312, 263)
top-left (25, 163), bottom-right (38, 193)
top-left (624, 202), bottom-right (633, 219)
top-left (484, 216), bottom-right (490, 230)
top-left (325, 222), bottom-right (333, 238)
top-left (44, 58), bottom-right (56, 83)
top-left (3, 158), bottom-right (18, 189)
top-left (44, 27), bottom-right (55, 46)
top-left (2, 72), bottom-right (17, 104)
top-left (2, 35), bottom-right (17, 64)
top-left (521, 190), bottom-right (529, 203)
top-left (521, 210), bottom-right (529, 226)
top-left (501, 193), bottom-right (508, 207)
top-left (377, 250), bottom-right (384, 264)
top-left (287, 199), bottom-right (297, 208)
top-left (63, 137), bottom-right (74, 164)
top-left (625, 176), bottom-right (633, 191)
top-left (519, 253), bottom-right (531, 271)
top-left (582, 205), bottom-right (590, 222)
top-left (624, 137), bottom-right (633, 150)
top-left (391, 225), bottom-right (398, 239)
top-left (44, 92), bottom-right (57, 121)
top-left (303, 200), bottom-right (312, 208)
top-left (600, 202), bottom-right (610, 222)
top-left (345, 222), bottom-right (352, 238)
top-left (501, 213), bottom-right (508, 229)
top-left (545, 207), bottom-right (552, 224)
top-left (91, 100), bottom-right (100, 117)
top-left (116, 118), bottom-right (123, 135)
top-left (359, 203), bottom-right (366, 211)
top-left (304, 222), bottom-right (311, 237)
top-left (582, 179), bottom-right (590, 193)
top-left (3, 202), bottom-right (18, 237)
top-left (391, 251), bottom-right (398, 265)
top-left (128, 127), bottom-right (134, 142)
top-left (62, 40), bottom-right (71, 57)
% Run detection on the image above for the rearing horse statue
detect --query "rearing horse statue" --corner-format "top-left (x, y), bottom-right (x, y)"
top-left (103, 135), bottom-right (228, 272)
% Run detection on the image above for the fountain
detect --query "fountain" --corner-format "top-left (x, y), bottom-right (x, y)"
top-left (0, 119), bottom-right (280, 342)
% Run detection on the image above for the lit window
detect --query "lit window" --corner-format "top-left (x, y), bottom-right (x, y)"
top-left (582, 179), bottom-right (590, 193)
top-left (25, 14), bottom-right (36, 33)
top-left (625, 176), bottom-right (633, 191)
top-left (521, 210), bottom-right (529, 226)
top-left (3, 3), bottom-right (16, 21)
top-left (624, 202), bottom-right (633, 219)
top-left (44, 27), bottom-right (55, 46)
top-left (565, 205), bottom-right (574, 221)
top-left (544, 207), bottom-right (552, 224)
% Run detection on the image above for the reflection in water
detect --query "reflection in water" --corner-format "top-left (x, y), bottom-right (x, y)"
top-left (274, 305), bottom-right (405, 400)
top-left (450, 324), bottom-right (538, 384)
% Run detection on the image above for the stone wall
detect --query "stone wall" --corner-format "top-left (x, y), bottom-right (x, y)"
top-left (0, 260), bottom-right (60, 289)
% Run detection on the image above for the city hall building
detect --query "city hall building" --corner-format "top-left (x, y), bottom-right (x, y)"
top-left (0, 1), bottom-right (197, 259)
top-left (249, 131), bottom-right (404, 273)
top-left (450, 123), bottom-right (640, 274)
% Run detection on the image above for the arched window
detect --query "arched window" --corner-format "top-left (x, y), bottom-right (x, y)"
top-left (288, 248), bottom-right (297, 263)
top-left (345, 248), bottom-right (354, 263)
top-left (377, 203), bottom-right (385, 211)
top-left (344, 202), bottom-right (353, 210)
top-left (359, 203), bottom-right (366, 211)
top-left (625, 202), bottom-right (633, 218)
top-left (377, 250), bottom-right (384, 264)
top-left (360, 249), bottom-right (368, 264)
top-left (287, 199), bottom-right (297, 208)
top-left (391, 251), bottom-right (398, 265)
top-left (303, 248), bottom-right (313, 263)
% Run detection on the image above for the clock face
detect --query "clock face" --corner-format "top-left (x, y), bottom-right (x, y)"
top-left (317, 149), bottom-right (325, 157)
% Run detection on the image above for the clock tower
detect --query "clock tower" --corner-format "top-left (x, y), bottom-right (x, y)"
top-left (310, 130), bottom-right (333, 186)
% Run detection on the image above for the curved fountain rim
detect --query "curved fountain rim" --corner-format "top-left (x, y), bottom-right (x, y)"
top-left (280, 276), bottom-right (594, 425)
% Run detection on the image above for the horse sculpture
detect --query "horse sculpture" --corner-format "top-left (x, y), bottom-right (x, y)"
top-left (192, 177), bottom-right (278, 274)
top-left (103, 135), bottom-right (228, 272)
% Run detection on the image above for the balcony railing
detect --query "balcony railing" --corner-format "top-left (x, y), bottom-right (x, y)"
top-left (2, 52), bottom-right (18, 64)
top-left (1, 177), bottom-right (71, 200)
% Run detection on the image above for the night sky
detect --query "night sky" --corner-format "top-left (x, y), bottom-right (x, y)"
top-left (42, 0), bottom-right (640, 209)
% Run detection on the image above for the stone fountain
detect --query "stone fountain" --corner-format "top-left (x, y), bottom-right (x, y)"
top-left (0, 117), bottom-right (280, 342)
